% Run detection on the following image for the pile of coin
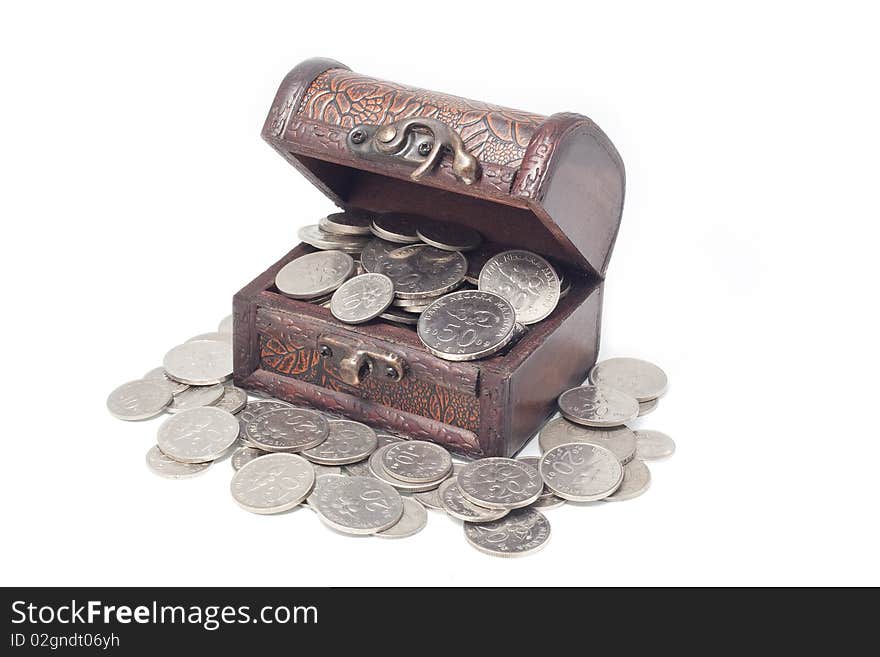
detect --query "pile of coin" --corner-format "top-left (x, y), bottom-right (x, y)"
top-left (285, 210), bottom-right (574, 360)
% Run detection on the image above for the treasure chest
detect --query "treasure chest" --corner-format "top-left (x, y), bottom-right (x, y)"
top-left (233, 57), bottom-right (625, 458)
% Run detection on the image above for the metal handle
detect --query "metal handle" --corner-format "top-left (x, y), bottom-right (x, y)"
top-left (317, 334), bottom-right (407, 387)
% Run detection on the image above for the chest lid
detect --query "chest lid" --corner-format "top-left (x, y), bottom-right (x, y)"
top-left (261, 58), bottom-right (625, 278)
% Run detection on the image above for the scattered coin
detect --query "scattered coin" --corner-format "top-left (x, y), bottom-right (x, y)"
top-left (309, 475), bottom-right (404, 535)
top-left (539, 443), bottom-right (623, 502)
top-left (275, 250), bottom-right (355, 299)
top-left (245, 407), bottom-right (329, 453)
top-left (218, 315), bottom-right (234, 334)
top-left (237, 399), bottom-right (292, 441)
top-left (465, 243), bottom-right (505, 285)
top-left (603, 459), bottom-right (651, 502)
top-left (478, 250), bottom-right (560, 325)
top-left (165, 383), bottom-right (225, 414)
top-left (538, 417), bottom-right (637, 465)
top-left (343, 460), bottom-right (372, 478)
top-left (438, 478), bottom-right (510, 522)
top-left (360, 238), bottom-right (400, 273)
top-left (143, 367), bottom-right (189, 396)
top-left (379, 307), bottom-right (419, 325)
top-left (231, 446), bottom-right (267, 471)
top-left (380, 440), bottom-right (452, 483)
top-left (319, 210), bottom-right (374, 236)
top-left (634, 430), bottom-right (676, 461)
top-left (417, 220), bottom-right (482, 252)
top-left (457, 458), bottom-right (543, 510)
top-left (638, 398), bottom-right (659, 416)
top-left (370, 213), bottom-right (423, 244)
top-left (311, 464), bottom-right (343, 477)
top-left (376, 433), bottom-right (405, 449)
top-left (301, 420), bottom-right (377, 465)
top-left (146, 445), bottom-right (212, 479)
top-left (297, 224), bottom-right (369, 252)
top-left (557, 384), bottom-right (639, 427)
top-left (368, 448), bottom-right (447, 492)
top-left (330, 273), bottom-right (395, 324)
top-left (378, 244), bottom-right (466, 299)
top-left (411, 487), bottom-right (445, 511)
top-left (214, 385), bottom-right (248, 414)
top-left (517, 456), bottom-right (566, 508)
top-left (163, 340), bottom-right (233, 386)
top-left (417, 290), bottom-right (516, 361)
top-left (464, 507), bottom-right (551, 557)
top-left (157, 406), bottom-right (240, 463)
top-left (589, 357), bottom-right (668, 402)
top-left (376, 497), bottom-right (428, 539)
top-left (107, 380), bottom-right (172, 421)
top-left (230, 453), bottom-right (315, 514)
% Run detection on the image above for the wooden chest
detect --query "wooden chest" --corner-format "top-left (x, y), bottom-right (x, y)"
top-left (232, 58), bottom-right (625, 458)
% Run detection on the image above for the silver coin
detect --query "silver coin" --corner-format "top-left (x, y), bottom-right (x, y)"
top-left (465, 243), bottom-right (504, 284)
top-left (319, 210), bottom-right (374, 236)
top-left (589, 357), bottom-right (669, 402)
top-left (417, 290), bottom-right (516, 361)
top-left (165, 383), bottom-right (225, 414)
top-left (360, 238), bottom-right (400, 273)
top-left (457, 457), bottom-right (543, 510)
top-left (438, 478), bottom-right (510, 522)
top-left (143, 367), bottom-right (189, 396)
top-left (213, 385), bottom-right (248, 414)
top-left (330, 273), bottom-right (395, 324)
top-left (312, 464), bottom-right (343, 477)
top-left (380, 440), bottom-right (453, 483)
top-left (376, 497), bottom-right (428, 539)
top-left (370, 213), bottom-right (423, 244)
top-left (391, 296), bottom-right (437, 309)
top-left (343, 460), bottom-right (373, 478)
top-left (558, 385), bottom-right (639, 427)
top-left (411, 487), bottom-right (445, 511)
top-left (301, 420), bottom-right (377, 465)
top-left (309, 475), bottom-right (404, 535)
top-left (603, 459), bottom-right (651, 502)
top-left (146, 445), bottom-right (212, 478)
top-left (638, 398), bottom-right (659, 416)
top-left (538, 417), bottom-right (637, 465)
top-left (157, 406), bottom-right (240, 463)
top-left (478, 250), bottom-right (560, 325)
top-left (231, 446), bottom-right (268, 471)
top-left (237, 399), bottom-right (292, 440)
top-left (107, 380), bottom-right (172, 421)
top-left (530, 494), bottom-right (566, 510)
top-left (416, 220), bottom-right (482, 252)
top-left (245, 407), bottom-right (329, 453)
top-left (464, 507), bottom-right (551, 557)
top-left (163, 340), bottom-right (233, 386)
top-left (517, 456), bottom-right (566, 507)
top-left (368, 447), bottom-right (448, 492)
top-left (539, 443), bottom-right (623, 502)
top-left (379, 307), bottom-right (420, 325)
top-left (230, 453), bottom-right (315, 514)
top-left (297, 224), bottom-right (369, 252)
top-left (187, 331), bottom-right (232, 343)
top-left (376, 433), bottom-right (404, 449)
top-left (275, 250), bottom-right (355, 299)
top-left (378, 244), bottom-right (467, 299)
top-left (634, 430), bottom-right (676, 460)
top-left (218, 314), bottom-right (234, 334)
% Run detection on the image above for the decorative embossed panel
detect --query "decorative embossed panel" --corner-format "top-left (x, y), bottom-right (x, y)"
top-left (297, 69), bottom-right (544, 169)
top-left (259, 334), bottom-right (480, 433)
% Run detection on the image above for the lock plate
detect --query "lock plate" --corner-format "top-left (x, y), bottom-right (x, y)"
top-left (317, 334), bottom-right (407, 387)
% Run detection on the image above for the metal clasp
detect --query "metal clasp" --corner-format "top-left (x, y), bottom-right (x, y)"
top-left (317, 334), bottom-right (407, 386)
top-left (347, 117), bottom-right (480, 185)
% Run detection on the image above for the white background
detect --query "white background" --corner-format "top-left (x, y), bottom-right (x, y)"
top-left (1, 2), bottom-right (877, 587)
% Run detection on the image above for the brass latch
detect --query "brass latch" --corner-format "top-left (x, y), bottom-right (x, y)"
top-left (347, 117), bottom-right (480, 185)
top-left (317, 334), bottom-right (407, 386)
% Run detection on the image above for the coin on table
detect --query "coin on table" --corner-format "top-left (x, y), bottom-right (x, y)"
top-left (163, 340), bottom-right (233, 386)
top-left (237, 399), bottom-right (292, 440)
top-left (377, 497), bottom-right (428, 539)
top-left (638, 398), bottom-right (659, 416)
top-left (187, 331), bottom-right (232, 344)
top-left (165, 383), bottom-right (225, 414)
top-left (589, 357), bottom-right (669, 402)
top-left (539, 442), bottom-right (623, 502)
top-left (107, 380), bottom-right (172, 420)
top-left (297, 224), bottom-right (368, 252)
top-left (368, 448), bottom-right (448, 492)
top-left (146, 445), bottom-right (212, 478)
top-left (301, 420), bottom-right (377, 465)
top-left (343, 460), bottom-right (373, 478)
top-left (634, 430), bottom-right (676, 460)
top-left (378, 244), bottom-right (466, 299)
top-left (380, 440), bottom-right (453, 483)
top-left (538, 417), bottom-right (637, 465)
top-left (530, 494), bottom-right (566, 510)
top-left (411, 487), bottom-right (445, 512)
top-left (517, 456), bottom-right (566, 507)
top-left (457, 457), bottom-right (543, 510)
top-left (319, 210), bottom-right (374, 236)
top-left (309, 475), bottom-right (404, 535)
top-left (143, 367), bottom-right (189, 396)
top-left (417, 290), bottom-right (516, 361)
top-left (370, 213), bottom-right (424, 244)
top-left (275, 250), bottom-right (355, 299)
top-left (360, 238), bottom-right (400, 273)
top-left (379, 307), bottom-right (420, 325)
top-left (218, 314), bottom-right (234, 334)
top-left (603, 459), bottom-right (651, 502)
top-left (478, 250), bottom-right (560, 325)
top-left (464, 507), bottom-right (551, 557)
top-left (416, 220), bottom-right (482, 252)
top-left (231, 453), bottom-right (315, 514)
top-left (557, 384), bottom-right (639, 427)
top-left (330, 273), bottom-right (395, 324)
top-left (438, 478), bottom-right (510, 522)
top-left (157, 406), bottom-right (240, 463)
top-left (245, 407), bottom-right (329, 453)
top-left (214, 385), bottom-right (248, 414)
top-left (312, 464), bottom-right (343, 477)
top-left (231, 446), bottom-right (268, 470)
